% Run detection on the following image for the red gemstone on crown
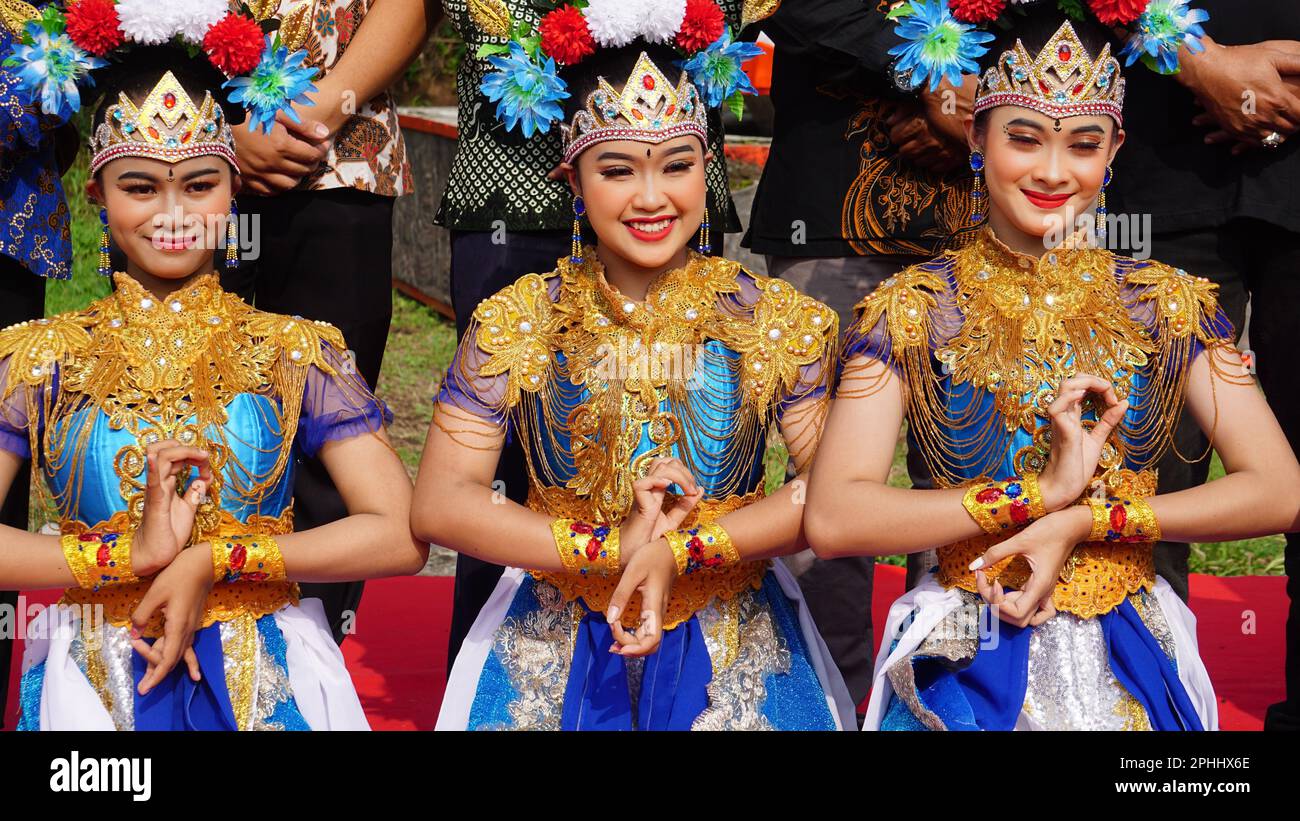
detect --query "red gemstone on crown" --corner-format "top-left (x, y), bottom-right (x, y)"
top-left (1058, 44), bottom-right (1072, 62)
top-left (163, 93), bottom-right (176, 109)
top-left (643, 74), bottom-right (655, 91)
top-left (147, 126), bottom-right (160, 140)
top-left (1073, 83), bottom-right (1085, 96)
top-left (1038, 80), bottom-right (1051, 95)
top-left (665, 104), bottom-right (676, 116)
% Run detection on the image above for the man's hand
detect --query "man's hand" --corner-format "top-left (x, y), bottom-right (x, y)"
top-left (232, 113), bottom-right (334, 196)
top-left (919, 75), bottom-right (977, 148)
top-left (886, 102), bottom-right (963, 173)
top-left (1181, 39), bottom-right (1300, 153)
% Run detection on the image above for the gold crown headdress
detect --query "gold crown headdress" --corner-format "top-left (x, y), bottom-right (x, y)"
top-left (974, 20), bottom-right (1125, 126)
top-left (89, 71), bottom-right (238, 175)
top-left (561, 52), bottom-right (709, 165)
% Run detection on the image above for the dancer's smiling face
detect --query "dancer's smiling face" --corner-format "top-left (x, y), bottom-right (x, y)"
top-left (87, 155), bottom-right (239, 280)
top-left (566, 136), bottom-right (711, 272)
top-left (971, 106), bottom-right (1124, 243)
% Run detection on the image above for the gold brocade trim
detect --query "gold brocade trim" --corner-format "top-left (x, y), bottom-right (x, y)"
top-left (57, 509), bottom-right (299, 638)
top-left (223, 613), bottom-right (259, 731)
top-left (936, 533), bottom-right (1154, 620)
top-left (60, 579), bottom-right (299, 639)
top-left (528, 486), bottom-right (767, 629)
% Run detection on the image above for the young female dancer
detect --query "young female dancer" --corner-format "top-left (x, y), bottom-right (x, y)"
top-left (417, 33), bottom-right (854, 730)
top-left (806, 9), bottom-right (1300, 730)
top-left (0, 31), bottom-right (426, 729)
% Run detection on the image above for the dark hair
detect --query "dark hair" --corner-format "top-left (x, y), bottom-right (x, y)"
top-left (90, 46), bottom-right (245, 177)
top-left (973, 5), bottom-right (1119, 135)
top-left (559, 40), bottom-right (688, 124)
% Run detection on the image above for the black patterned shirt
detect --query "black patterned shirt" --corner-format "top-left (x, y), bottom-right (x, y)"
top-left (435, 0), bottom-right (756, 233)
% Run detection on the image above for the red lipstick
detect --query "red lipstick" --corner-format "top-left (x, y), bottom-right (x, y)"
top-left (623, 216), bottom-right (677, 243)
top-left (1021, 189), bottom-right (1073, 210)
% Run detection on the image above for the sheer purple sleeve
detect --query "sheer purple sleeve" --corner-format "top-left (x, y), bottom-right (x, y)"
top-left (432, 277), bottom-right (564, 433)
top-left (0, 356), bottom-right (33, 458)
top-left (838, 259), bottom-right (961, 385)
top-left (433, 325), bottom-right (510, 430)
top-left (297, 341), bottom-right (393, 458)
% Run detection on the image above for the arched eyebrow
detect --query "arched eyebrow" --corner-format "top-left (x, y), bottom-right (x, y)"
top-left (1069, 124), bottom-right (1107, 135)
top-left (1006, 117), bottom-right (1045, 132)
top-left (663, 144), bottom-right (697, 157)
top-left (115, 166), bottom-right (221, 182)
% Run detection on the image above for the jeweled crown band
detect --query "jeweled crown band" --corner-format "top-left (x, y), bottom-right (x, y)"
top-left (90, 143), bottom-right (240, 176)
top-left (973, 93), bottom-right (1123, 127)
top-left (89, 70), bottom-right (239, 175)
top-left (974, 19), bottom-right (1125, 126)
top-left (563, 123), bottom-right (708, 166)
top-left (560, 51), bottom-right (709, 164)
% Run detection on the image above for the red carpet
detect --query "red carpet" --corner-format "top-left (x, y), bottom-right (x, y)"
top-left (4, 569), bottom-right (1287, 730)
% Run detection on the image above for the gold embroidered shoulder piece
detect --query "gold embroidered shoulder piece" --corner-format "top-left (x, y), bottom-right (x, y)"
top-left (471, 271), bottom-right (561, 409)
top-left (0, 313), bottom-right (94, 398)
top-left (244, 310), bottom-right (348, 373)
top-left (850, 260), bottom-right (949, 354)
top-left (1123, 259), bottom-right (1227, 344)
top-left (722, 270), bottom-right (838, 419)
top-left (0, 314), bottom-right (94, 397)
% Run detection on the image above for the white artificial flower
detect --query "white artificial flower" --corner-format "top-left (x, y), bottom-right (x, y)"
top-left (583, 0), bottom-right (640, 48)
top-left (173, 0), bottom-right (228, 45)
top-left (640, 0), bottom-right (687, 44)
top-left (116, 0), bottom-right (177, 46)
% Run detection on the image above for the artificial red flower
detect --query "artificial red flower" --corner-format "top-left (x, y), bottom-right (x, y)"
top-left (540, 5), bottom-right (595, 65)
top-left (1088, 0), bottom-right (1149, 26)
top-left (676, 0), bottom-right (725, 52)
top-left (948, 0), bottom-right (1008, 23)
top-left (202, 13), bottom-right (265, 76)
top-left (66, 0), bottom-right (124, 56)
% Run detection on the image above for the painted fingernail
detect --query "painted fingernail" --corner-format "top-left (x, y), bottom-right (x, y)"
top-left (315, 123), bottom-right (329, 138)
top-left (969, 557), bottom-right (985, 571)
top-left (606, 605), bottom-right (620, 623)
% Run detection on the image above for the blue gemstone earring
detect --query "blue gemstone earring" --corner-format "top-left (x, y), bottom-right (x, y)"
top-left (696, 206), bottom-right (711, 255)
top-left (570, 195), bottom-right (586, 265)
top-left (225, 200), bottom-right (239, 269)
top-left (98, 208), bottom-right (111, 277)
top-left (969, 151), bottom-right (986, 225)
top-left (1096, 165), bottom-right (1112, 240)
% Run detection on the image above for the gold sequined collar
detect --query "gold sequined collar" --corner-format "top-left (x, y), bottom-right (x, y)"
top-left (109, 271), bottom-right (227, 326)
top-left (965, 227), bottom-right (1097, 283)
top-left (557, 247), bottom-right (741, 342)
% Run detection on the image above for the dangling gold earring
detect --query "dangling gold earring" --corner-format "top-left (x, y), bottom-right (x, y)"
top-left (1096, 165), bottom-right (1112, 241)
top-left (98, 208), bottom-right (111, 277)
top-left (696, 206), bottom-right (711, 255)
top-left (969, 151), bottom-right (986, 226)
top-left (225, 200), bottom-right (239, 268)
top-left (570, 194), bottom-right (585, 265)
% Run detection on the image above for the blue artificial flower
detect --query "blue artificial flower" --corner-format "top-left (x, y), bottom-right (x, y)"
top-left (680, 29), bottom-right (765, 109)
top-left (1120, 1), bottom-right (1209, 74)
top-left (3, 22), bottom-right (105, 122)
top-left (480, 41), bottom-right (569, 138)
top-left (223, 35), bottom-right (319, 135)
top-left (886, 0), bottom-right (994, 93)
